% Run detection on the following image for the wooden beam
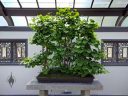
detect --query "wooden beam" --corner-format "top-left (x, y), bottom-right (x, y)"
top-left (0, 26), bottom-right (128, 32)
top-left (0, 1), bottom-right (14, 26)
top-left (115, 4), bottom-right (128, 26)
top-left (0, 8), bottom-right (126, 16)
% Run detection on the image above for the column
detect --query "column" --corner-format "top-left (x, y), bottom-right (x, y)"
top-left (39, 90), bottom-right (48, 96)
top-left (81, 90), bottom-right (90, 96)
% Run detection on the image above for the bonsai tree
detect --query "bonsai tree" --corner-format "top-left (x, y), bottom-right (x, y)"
top-left (22, 8), bottom-right (107, 78)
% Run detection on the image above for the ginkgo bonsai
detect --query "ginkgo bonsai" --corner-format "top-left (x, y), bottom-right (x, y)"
top-left (22, 8), bottom-right (107, 83)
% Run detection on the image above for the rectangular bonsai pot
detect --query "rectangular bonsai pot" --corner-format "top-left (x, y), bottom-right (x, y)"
top-left (37, 74), bottom-right (94, 83)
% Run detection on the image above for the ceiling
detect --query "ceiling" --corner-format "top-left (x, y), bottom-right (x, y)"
top-left (0, 0), bottom-right (128, 27)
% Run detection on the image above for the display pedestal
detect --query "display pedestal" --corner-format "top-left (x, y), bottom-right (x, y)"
top-left (26, 79), bottom-right (103, 96)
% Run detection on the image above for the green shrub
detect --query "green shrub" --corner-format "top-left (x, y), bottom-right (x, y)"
top-left (22, 8), bottom-right (107, 77)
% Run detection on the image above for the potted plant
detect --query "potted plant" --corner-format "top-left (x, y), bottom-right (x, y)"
top-left (22, 8), bottom-right (107, 83)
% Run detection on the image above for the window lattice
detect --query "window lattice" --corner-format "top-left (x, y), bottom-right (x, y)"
top-left (0, 42), bottom-right (11, 62)
top-left (118, 42), bottom-right (128, 62)
top-left (102, 42), bottom-right (116, 63)
top-left (15, 42), bottom-right (26, 62)
top-left (102, 40), bottom-right (128, 66)
top-left (0, 40), bottom-right (27, 65)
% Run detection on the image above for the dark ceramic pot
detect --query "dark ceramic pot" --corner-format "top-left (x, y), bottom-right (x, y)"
top-left (37, 74), bottom-right (94, 83)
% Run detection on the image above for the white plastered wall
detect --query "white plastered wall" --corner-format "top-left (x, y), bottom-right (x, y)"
top-left (93, 32), bottom-right (128, 95)
top-left (0, 31), bottom-right (128, 95)
top-left (0, 32), bottom-right (41, 95)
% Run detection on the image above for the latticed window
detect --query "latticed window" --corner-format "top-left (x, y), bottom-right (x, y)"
top-left (0, 39), bottom-right (27, 65)
top-left (102, 40), bottom-right (128, 66)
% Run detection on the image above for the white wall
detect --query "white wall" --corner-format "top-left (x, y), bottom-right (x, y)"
top-left (0, 31), bottom-right (128, 95)
top-left (0, 32), bottom-right (41, 95)
top-left (93, 32), bottom-right (128, 95)
top-left (93, 66), bottom-right (128, 95)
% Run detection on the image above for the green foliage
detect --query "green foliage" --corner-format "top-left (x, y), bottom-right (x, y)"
top-left (22, 8), bottom-right (108, 77)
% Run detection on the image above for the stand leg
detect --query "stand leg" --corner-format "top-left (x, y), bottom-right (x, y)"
top-left (81, 90), bottom-right (90, 96)
top-left (39, 90), bottom-right (48, 96)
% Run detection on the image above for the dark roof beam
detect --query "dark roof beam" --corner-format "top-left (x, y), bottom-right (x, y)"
top-left (0, 26), bottom-right (128, 32)
top-left (115, 16), bottom-right (123, 26)
top-left (108, 0), bottom-right (113, 8)
top-left (36, 0), bottom-right (39, 8)
top-left (17, 0), bottom-right (22, 8)
top-left (0, 1), bottom-right (14, 26)
top-left (4, 16), bottom-right (14, 26)
top-left (0, 8), bottom-right (127, 16)
top-left (55, 0), bottom-right (57, 8)
top-left (101, 16), bottom-right (104, 26)
top-left (0, 1), bottom-right (7, 16)
top-left (73, 0), bottom-right (75, 9)
top-left (25, 16), bottom-right (29, 26)
top-left (115, 4), bottom-right (128, 26)
top-left (91, 0), bottom-right (94, 8)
